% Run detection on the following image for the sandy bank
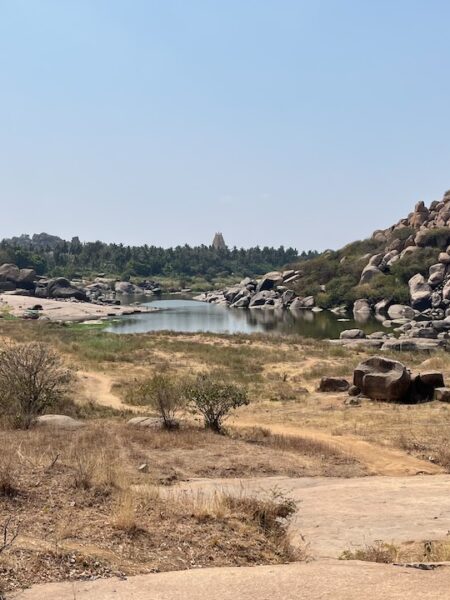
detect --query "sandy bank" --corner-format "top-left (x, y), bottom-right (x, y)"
top-left (0, 293), bottom-right (157, 323)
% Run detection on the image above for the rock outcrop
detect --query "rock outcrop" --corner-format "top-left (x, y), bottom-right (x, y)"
top-left (195, 269), bottom-right (306, 310)
top-left (352, 356), bottom-right (445, 403)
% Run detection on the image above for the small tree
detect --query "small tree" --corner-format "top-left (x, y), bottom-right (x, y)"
top-left (133, 373), bottom-right (183, 429)
top-left (0, 342), bottom-right (72, 429)
top-left (185, 374), bottom-right (249, 433)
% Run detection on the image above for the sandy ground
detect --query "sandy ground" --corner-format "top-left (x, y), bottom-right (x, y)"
top-left (0, 294), bottom-right (156, 322)
top-left (12, 560), bottom-right (450, 600)
top-left (173, 474), bottom-right (450, 558)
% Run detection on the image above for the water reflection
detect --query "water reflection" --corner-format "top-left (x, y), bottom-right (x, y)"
top-left (105, 299), bottom-right (384, 339)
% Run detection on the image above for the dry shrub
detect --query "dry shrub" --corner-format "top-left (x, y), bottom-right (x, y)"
top-left (0, 450), bottom-right (18, 498)
top-left (0, 342), bottom-right (73, 429)
top-left (340, 541), bottom-right (400, 563)
top-left (69, 438), bottom-right (125, 492)
top-left (112, 491), bottom-right (139, 533)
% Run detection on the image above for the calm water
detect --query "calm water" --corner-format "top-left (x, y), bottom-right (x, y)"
top-left (105, 298), bottom-right (385, 338)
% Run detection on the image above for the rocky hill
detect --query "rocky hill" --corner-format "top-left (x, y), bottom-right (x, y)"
top-left (288, 189), bottom-right (450, 314)
top-left (198, 190), bottom-right (450, 321)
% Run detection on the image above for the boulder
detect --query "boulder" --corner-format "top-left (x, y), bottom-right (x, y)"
top-left (359, 265), bottom-right (382, 284)
top-left (127, 416), bottom-right (163, 429)
top-left (407, 372), bottom-right (444, 404)
top-left (374, 299), bottom-right (391, 314)
top-left (230, 296), bottom-right (250, 308)
top-left (281, 289), bottom-right (296, 306)
top-left (434, 387), bottom-right (450, 402)
top-left (289, 296), bottom-right (311, 310)
top-left (256, 272), bottom-right (284, 292)
top-left (0, 263), bottom-right (20, 282)
top-left (17, 268), bottom-right (37, 290)
top-left (35, 415), bottom-right (85, 429)
top-left (408, 274), bottom-right (432, 310)
top-left (439, 252), bottom-right (450, 265)
top-left (249, 290), bottom-right (276, 308)
top-left (353, 299), bottom-right (371, 314)
top-left (353, 356), bottom-right (411, 402)
top-left (47, 278), bottom-right (88, 301)
top-left (428, 263), bottom-right (446, 287)
top-left (340, 329), bottom-right (365, 340)
top-left (387, 304), bottom-right (415, 320)
top-left (318, 377), bottom-right (350, 393)
top-left (442, 279), bottom-right (450, 301)
top-left (115, 281), bottom-right (140, 294)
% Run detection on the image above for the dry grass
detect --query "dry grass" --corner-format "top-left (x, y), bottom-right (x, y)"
top-left (0, 421), bottom-right (307, 594)
top-left (341, 539), bottom-right (450, 563)
top-left (234, 426), bottom-right (355, 462)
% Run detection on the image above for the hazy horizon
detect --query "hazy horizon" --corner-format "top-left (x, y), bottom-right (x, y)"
top-left (2, 1), bottom-right (450, 251)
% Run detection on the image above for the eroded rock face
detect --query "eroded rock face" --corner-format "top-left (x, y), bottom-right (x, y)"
top-left (353, 356), bottom-right (411, 402)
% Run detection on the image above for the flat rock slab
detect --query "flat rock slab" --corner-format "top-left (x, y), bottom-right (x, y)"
top-left (171, 475), bottom-right (450, 558)
top-left (12, 560), bottom-right (450, 600)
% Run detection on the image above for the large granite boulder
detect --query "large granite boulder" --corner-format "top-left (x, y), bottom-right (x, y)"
top-left (387, 304), bottom-right (415, 320)
top-left (256, 272), bottom-right (284, 292)
top-left (353, 356), bottom-right (411, 402)
top-left (340, 329), bottom-right (365, 340)
top-left (428, 263), bottom-right (446, 287)
top-left (408, 274), bottom-right (432, 310)
top-left (353, 299), bottom-right (371, 314)
top-left (47, 278), bottom-right (88, 301)
top-left (0, 264), bottom-right (20, 282)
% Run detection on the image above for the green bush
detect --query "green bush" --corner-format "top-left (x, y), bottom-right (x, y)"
top-left (184, 374), bottom-right (249, 433)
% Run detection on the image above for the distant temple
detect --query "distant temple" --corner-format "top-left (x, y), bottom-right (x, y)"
top-left (212, 232), bottom-right (227, 250)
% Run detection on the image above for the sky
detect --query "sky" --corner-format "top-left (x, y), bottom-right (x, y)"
top-left (1, 0), bottom-right (450, 251)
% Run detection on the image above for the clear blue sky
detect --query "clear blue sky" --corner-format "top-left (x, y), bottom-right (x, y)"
top-left (1, 1), bottom-right (450, 251)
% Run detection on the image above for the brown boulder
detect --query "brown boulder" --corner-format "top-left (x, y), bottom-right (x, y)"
top-left (318, 377), bottom-right (350, 393)
top-left (353, 356), bottom-right (411, 402)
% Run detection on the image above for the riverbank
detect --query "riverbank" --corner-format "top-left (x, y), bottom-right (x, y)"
top-left (0, 294), bottom-right (158, 323)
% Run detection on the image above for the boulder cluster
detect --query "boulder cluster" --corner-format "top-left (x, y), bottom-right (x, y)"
top-left (320, 356), bottom-right (450, 404)
top-left (194, 270), bottom-right (315, 310)
top-left (364, 192), bottom-right (450, 312)
top-left (0, 263), bottom-right (162, 305)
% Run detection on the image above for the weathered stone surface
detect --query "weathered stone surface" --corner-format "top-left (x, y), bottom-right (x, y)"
top-left (0, 263), bottom-right (20, 282)
top-left (35, 414), bottom-right (85, 429)
top-left (353, 356), bottom-right (411, 402)
top-left (359, 265), bottom-right (382, 284)
top-left (387, 304), bottom-right (415, 320)
top-left (127, 416), bottom-right (163, 428)
top-left (353, 299), bottom-right (371, 314)
top-left (408, 274), bottom-right (432, 310)
top-left (318, 377), bottom-right (350, 393)
top-left (340, 329), bottom-right (365, 340)
top-left (428, 263), bottom-right (446, 287)
top-left (256, 272), bottom-right (284, 292)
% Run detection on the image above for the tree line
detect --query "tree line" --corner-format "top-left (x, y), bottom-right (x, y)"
top-left (0, 235), bottom-right (317, 280)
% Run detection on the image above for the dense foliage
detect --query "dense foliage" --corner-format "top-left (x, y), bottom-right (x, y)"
top-left (0, 234), bottom-right (312, 280)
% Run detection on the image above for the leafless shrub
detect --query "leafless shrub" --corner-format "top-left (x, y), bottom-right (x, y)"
top-left (0, 342), bottom-right (73, 429)
top-left (0, 517), bottom-right (20, 556)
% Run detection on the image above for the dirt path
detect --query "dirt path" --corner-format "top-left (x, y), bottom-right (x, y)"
top-left (173, 474), bottom-right (450, 558)
top-left (12, 560), bottom-right (450, 600)
top-left (77, 370), bottom-right (143, 412)
top-left (234, 420), bottom-right (442, 476)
